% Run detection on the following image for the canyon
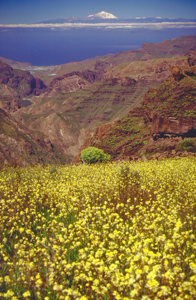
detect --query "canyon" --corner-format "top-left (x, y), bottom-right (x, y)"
top-left (0, 35), bottom-right (196, 165)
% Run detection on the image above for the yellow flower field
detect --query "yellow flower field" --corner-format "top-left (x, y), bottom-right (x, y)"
top-left (0, 157), bottom-right (196, 299)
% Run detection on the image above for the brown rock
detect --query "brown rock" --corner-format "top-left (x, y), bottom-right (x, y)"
top-left (171, 66), bottom-right (184, 81)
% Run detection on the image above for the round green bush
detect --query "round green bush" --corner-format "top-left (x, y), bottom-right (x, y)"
top-left (81, 147), bottom-right (110, 164)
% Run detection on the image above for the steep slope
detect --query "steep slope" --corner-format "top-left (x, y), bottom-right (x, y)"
top-left (74, 63), bottom-right (196, 162)
top-left (0, 108), bottom-right (65, 165)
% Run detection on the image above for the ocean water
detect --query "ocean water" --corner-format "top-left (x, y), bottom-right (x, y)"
top-left (0, 27), bottom-right (196, 66)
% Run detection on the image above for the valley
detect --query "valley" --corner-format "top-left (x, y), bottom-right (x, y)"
top-left (0, 35), bottom-right (196, 165)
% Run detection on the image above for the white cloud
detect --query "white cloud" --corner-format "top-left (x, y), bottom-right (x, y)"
top-left (0, 22), bottom-right (196, 30)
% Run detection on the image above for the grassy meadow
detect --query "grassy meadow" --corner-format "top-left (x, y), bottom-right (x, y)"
top-left (0, 157), bottom-right (196, 299)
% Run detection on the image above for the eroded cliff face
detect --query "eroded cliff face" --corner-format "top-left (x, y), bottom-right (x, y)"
top-left (146, 112), bottom-right (196, 139)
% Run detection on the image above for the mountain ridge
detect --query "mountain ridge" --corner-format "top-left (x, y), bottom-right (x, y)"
top-left (31, 35), bottom-right (196, 86)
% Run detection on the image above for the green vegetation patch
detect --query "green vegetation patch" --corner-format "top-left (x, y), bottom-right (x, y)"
top-left (176, 138), bottom-right (196, 152)
top-left (81, 146), bottom-right (110, 164)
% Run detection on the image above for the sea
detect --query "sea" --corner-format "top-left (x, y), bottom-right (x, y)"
top-left (0, 27), bottom-right (196, 66)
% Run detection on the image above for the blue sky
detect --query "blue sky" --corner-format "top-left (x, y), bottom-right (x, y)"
top-left (0, 0), bottom-right (196, 24)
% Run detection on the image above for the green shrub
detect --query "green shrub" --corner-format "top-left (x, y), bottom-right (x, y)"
top-left (176, 138), bottom-right (196, 152)
top-left (81, 147), bottom-right (110, 164)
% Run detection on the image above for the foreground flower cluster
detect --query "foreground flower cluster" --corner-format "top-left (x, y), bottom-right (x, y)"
top-left (0, 157), bottom-right (196, 299)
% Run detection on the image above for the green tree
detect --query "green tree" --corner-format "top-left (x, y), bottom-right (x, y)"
top-left (81, 147), bottom-right (110, 164)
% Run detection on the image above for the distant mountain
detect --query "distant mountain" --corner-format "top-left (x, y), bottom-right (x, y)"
top-left (87, 11), bottom-right (118, 19)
